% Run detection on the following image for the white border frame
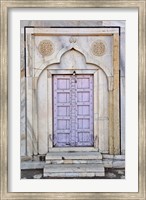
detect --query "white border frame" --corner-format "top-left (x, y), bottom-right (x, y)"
top-left (8, 8), bottom-right (138, 192)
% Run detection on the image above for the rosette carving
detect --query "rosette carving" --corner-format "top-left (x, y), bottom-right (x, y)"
top-left (38, 40), bottom-right (54, 56)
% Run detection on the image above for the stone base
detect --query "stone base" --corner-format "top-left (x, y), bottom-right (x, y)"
top-left (21, 153), bottom-right (125, 171)
top-left (21, 161), bottom-right (45, 170)
top-left (21, 168), bottom-right (125, 179)
top-left (43, 163), bottom-right (105, 177)
top-left (44, 151), bottom-right (105, 178)
top-left (46, 151), bottom-right (102, 161)
top-left (103, 154), bottom-right (125, 168)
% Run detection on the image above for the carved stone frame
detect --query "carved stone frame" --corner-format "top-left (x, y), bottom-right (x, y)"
top-left (47, 68), bottom-right (99, 152)
top-left (26, 28), bottom-right (120, 155)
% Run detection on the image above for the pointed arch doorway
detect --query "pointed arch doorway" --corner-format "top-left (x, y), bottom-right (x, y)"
top-left (27, 28), bottom-right (120, 156)
top-left (38, 46), bottom-right (113, 154)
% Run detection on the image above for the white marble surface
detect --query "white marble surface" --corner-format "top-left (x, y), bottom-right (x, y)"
top-left (20, 20), bottom-right (125, 157)
top-left (38, 70), bottom-right (48, 154)
top-left (120, 77), bottom-right (125, 154)
top-left (98, 70), bottom-right (108, 153)
top-left (33, 35), bottom-right (113, 76)
top-left (20, 76), bottom-right (26, 156)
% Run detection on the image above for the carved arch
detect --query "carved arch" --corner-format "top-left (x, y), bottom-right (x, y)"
top-left (35, 45), bottom-right (112, 78)
top-left (35, 46), bottom-right (113, 91)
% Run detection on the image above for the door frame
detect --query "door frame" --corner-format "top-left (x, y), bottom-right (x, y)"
top-left (47, 68), bottom-right (99, 152)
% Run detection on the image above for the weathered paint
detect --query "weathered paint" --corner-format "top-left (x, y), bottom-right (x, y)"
top-left (53, 74), bottom-right (93, 147)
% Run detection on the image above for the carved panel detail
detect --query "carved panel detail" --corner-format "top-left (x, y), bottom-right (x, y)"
top-left (38, 40), bottom-right (54, 56)
top-left (69, 37), bottom-right (77, 43)
top-left (91, 40), bottom-right (106, 56)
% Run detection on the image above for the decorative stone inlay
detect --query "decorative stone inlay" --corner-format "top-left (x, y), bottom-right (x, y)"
top-left (38, 40), bottom-right (54, 56)
top-left (69, 37), bottom-right (77, 43)
top-left (91, 40), bottom-right (106, 56)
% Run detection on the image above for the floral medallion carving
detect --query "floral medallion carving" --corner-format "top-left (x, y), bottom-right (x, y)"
top-left (38, 40), bottom-right (54, 56)
top-left (91, 40), bottom-right (106, 56)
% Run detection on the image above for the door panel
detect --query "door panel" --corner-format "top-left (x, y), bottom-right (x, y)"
top-left (76, 75), bottom-right (93, 146)
top-left (53, 75), bottom-right (71, 147)
top-left (53, 74), bottom-right (93, 147)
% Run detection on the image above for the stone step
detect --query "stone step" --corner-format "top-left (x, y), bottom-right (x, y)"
top-left (46, 159), bottom-right (102, 164)
top-left (45, 151), bottom-right (102, 161)
top-left (43, 163), bottom-right (105, 177)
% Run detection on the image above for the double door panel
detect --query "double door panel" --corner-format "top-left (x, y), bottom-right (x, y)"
top-left (53, 74), bottom-right (93, 147)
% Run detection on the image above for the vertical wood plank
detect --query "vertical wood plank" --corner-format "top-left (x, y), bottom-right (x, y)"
top-left (53, 75), bottom-right (71, 147)
top-left (76, 75), bottom-right (93, 146)
top-left (113, 33), bottom-right (120, 154)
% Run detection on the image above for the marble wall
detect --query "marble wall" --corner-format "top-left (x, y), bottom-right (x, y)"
top-left (20, 20), bottom-right (125, 156)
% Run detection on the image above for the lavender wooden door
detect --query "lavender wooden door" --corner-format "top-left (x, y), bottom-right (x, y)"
top-left (53, 74), bottom-right (93, 147)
